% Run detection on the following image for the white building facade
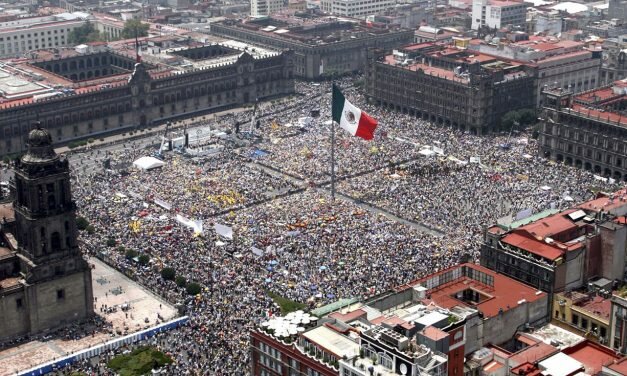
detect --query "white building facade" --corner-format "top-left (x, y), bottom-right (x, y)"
top-left (471, 0), bottom-right (527, 30)
top-left (250, 0), bottom-right (287, 17)
top-left (320, 0), bottom-right (395, 19)
top-left (0, 14), bottom-right (88, 58)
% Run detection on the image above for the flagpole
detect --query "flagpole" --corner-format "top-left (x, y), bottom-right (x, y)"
top-left (331, 116), bottom-right (336, 200)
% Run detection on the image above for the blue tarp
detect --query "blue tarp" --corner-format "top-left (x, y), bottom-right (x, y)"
top-left (250, 149), bottom-right (269, 159)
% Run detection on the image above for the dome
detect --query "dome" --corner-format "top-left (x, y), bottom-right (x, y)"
top-left (21, 123), bottom-right (58, 163)
top-left (27, 126), bottom-right (52, 148)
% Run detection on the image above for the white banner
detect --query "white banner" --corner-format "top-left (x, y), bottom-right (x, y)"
top-left (514, 208), bottom-right (533, 221)
top-left (154, 198), bottom-right (172, 211)
top-left (215, 223), bottom-right (233, 240)
top-left (176, 215), bottom-right (202, 234)
top-left (252, 247), bottom-right (264, 257)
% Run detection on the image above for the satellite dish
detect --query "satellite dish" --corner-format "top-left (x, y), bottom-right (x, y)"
top-left (400, 364), bottom-right (408, 375)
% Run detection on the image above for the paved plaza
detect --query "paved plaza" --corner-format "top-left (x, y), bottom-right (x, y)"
top-left (0, 258), bottom-right (177, 376)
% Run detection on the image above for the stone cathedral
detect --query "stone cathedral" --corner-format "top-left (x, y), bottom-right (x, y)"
top-left (0, 125), bottom-right (93, 342)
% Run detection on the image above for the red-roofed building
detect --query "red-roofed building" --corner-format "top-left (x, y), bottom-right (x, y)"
top-left (404, 263), bottom-right (548, 356)
top-left (481, 208), bottom-right (599, 294)
top-left (552, 290), bottom-right (612, 345)
top-left (603, 356), bottom-right (627, 375)
top-left (563, 340), bottom-right (621, 374)
top-left (471, 333), bottom-right (559, 375)
top-left (539, 81), bottom-right (627, 182)
top-left (366, 42), bottom-right (535, 134)
top-left (482, 190), bottom-right (627, 300)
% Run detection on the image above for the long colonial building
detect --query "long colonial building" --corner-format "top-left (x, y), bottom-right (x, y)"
top-left (0, 45), bottom-right (294, 156)
top-left (539, 79), bottom-right (627, 181)
top-left (365, 43), bottom-right (535, 134)
top-left (210, 13), bottom-right (414, 80)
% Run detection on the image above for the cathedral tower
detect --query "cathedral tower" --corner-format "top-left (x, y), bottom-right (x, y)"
top-left (6, 124), bottom-right (93, 335)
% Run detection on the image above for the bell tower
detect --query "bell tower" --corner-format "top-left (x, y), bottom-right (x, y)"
top-left (11, 123), bottom-right (93, 332)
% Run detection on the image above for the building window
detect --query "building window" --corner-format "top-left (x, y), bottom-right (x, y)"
top-left (57, 289), bottom-right (65, 300)
top-left (581, 318), bottom-right (588, 330)
top-left (572, 314), bottom-right (579, 326)
top-left (16, 298), bottom-right (23, 309)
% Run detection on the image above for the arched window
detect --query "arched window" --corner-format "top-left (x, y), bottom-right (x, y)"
top-left (51, 232), bottom-right (61, 251)
top-left (48, 193), bottom-right (56, 209)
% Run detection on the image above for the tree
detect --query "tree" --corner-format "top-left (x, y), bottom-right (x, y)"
top-left (501, 108), bottom-right (537, 131)
top-left (106, 238), bottom-right (116, 247)
top-left (138, 254), bottom-right (150, 266)
top-left (125, 249), bottom-right (138, 260)
top-left (500, 110), bottom-right (521, 130)
top-left (186, 282), bottom-right (202, 295)
top-left (121, 19), bottom-right (149, 39)
top-left (76, 216), bottom-right (89, 230)
top-left (518, 108), bottom-right (537, 125)
top-left (161, 267), bottom-right (176, 281)
top-left (175, 276), bottom-right (187, 287)
top-left (68, 21), bottom-right (103, 45)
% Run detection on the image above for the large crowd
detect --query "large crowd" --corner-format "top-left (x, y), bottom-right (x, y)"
top-left (56, 78), bottom-right (618, 375)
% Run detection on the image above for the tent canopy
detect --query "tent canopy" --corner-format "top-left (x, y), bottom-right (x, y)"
top-left (133, 156), bottom-right (165, 171)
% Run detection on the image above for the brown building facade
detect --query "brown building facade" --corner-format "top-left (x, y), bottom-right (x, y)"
top-left (539, 82), bottom-right (627, 181)
top-left (365, 45), bottom-right (535, 134)
top-left (210, 16), bottom-right (414, 80)
top-left (250, 329), bottom-right (338, 376)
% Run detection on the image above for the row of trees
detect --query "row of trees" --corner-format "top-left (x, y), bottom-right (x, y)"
top-left (500, 108), bottom-right (537, 130)
top-left (160, 266), bottom-right (202, 295)
top-left (68, 19), bottom-right (150, 45)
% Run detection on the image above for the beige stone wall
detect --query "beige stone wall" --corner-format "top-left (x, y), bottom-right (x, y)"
top-left (28, 270), bottom-right (92, 333)
top-left (0, 288), bottom-right (29, 340)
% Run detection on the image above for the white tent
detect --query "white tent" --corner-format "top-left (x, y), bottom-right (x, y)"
top-left (133, 156), bottom-right (165, 171)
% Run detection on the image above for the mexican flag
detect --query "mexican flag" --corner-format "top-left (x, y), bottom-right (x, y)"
top-left (332, 84), bottom-right (378, 140)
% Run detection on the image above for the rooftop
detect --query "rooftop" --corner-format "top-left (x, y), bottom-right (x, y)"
top-left (563, 341), bottom-right (621, 375)
top-left (0, 247), bottom-right (12, 259)
top-left (407, 263), bottom-right (546, 318)
top-left (501, 209), bottom-right (560, 230)
top-left (509, 334), bottom-right (559, 364)
top-left (0, 277), bottom-right (20, 289)
top-left (578, 189), bottom-right (627, 215)
top-left (421, 326), bottom-right (448, 341)
top-left (382, 55), bottom-right (470, 84)
top-left (489, 0), bottom-right (526, 6)
top-left (501, 232), bottom-right (564, 261)
top-left (573, 295), bottom-right (611, 322)
top-left (216, 14), bottom-right (406, 46)
top-left (302, 325), bottom-right (360, 359)
top-left (0, 35), bottom-right (281, 108)
top-left (500, 208), bottom-right (591, 262)
top-left (606, 357), bottom-right (627, 375)
top-left (0, 203), bottom-right (15, 222)
top-left (538, 352), bottom-right (584, 376)
top-left (528, 324), bottom-right (585, 349)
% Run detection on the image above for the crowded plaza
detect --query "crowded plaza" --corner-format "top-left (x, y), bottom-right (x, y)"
top-left (50, 78), bottom-right (618, 374)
